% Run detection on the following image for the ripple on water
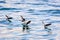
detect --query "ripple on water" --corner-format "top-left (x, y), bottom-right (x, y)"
top-left (0, 1), bottom-right (6, 3)
top-left (0, 1), bottom-right (59, 40)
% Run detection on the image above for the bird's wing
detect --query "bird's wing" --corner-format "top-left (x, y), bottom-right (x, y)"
top-left (20, 16), bottom-right (25, 21)
top-left (26, 21), bottom-right (31, 24)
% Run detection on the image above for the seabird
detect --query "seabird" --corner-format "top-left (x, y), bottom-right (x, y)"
top-left (42, 21), bottom-right (51, 29)
top-left (20, 16), bottom-right (31, 32)
top-left (5, 15), bottom-right (13, 22)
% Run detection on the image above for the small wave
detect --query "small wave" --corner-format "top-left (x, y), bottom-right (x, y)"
top-left (0, 8), bottom-right (21, 10)
top-left (47, 4), bottom-right (60, 7)
top-left (39, 9), bottom-right (60, 13)
top-left (0, 1), bottom-right (6, 3)
top-left (26, 3), bottom-right (44, 5)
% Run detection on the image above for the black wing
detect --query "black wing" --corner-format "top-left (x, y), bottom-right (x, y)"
top-left (26, 21), bottom-right (31, 24)
top-left (20, 16), bottom-right (25, 21)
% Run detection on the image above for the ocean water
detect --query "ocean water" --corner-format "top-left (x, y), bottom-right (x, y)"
top-left (0, 0), bottom-right (60, 40)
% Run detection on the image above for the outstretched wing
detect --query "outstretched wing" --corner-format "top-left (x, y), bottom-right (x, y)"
top-left (26, 21), bottom-right (31, 24)
top-left (7, 19), bottom-right (12, 22)
top-left (20, 16), bottom-right (25, 21)
top-left (5, 15), bottom-right (13, 19)
top-left (8, 17), bottom-right (13, 19)
top-left (5, 15), bottom-right (8, 18)
top-left (45, 23), bottom-right (51, 26)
